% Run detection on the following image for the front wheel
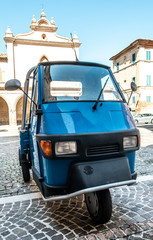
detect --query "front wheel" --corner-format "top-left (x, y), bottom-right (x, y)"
top-left (85, 189), bottom-right (112, 224)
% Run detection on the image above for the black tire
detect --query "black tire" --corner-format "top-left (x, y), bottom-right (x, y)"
top-left (19, 149), bottom-right (30, 182)
top-left (19, 149), bottom-right (22, 166)
top-left (21, 162), bottom-right (30, 182)
top-left (85, 189), bottom-right (112, 224)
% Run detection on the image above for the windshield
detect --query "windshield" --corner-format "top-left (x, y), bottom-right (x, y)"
top-left (43, 64), bottom-right (123, 102)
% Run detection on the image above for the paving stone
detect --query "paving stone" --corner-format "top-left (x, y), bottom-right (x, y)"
top-left (0, 128), bottom-right (153, 240)
top-left (12, 227), bottom-right (27, 237)
top-left (105, 230), bottom-right (115, 239)
top-left (29, 228), bottom-right (38, 235)
top-left (51, 234), bottom-right (64, 240)
top-left (143, 230), bottom-right (153, 239)
top-left (5, 234), bottom-right (18, 240)
top-left (95, 233), bottom-right (107, 240)
top-left (21, 235), bottom-right (33, 240)
top-left (111, 228), bottom-right (125, 238)
top-left (76, 237), bottom-right (86, 240)
top-left (45, 229), bottom-right (57, 236)
top-left (86, 234), bottom-right (97, 240)
top-left (33, 232), bottom-right (46, 239)
top-left (1, 230), bottom-right (11, 237)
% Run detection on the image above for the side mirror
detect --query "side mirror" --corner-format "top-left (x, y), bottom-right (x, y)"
top-left (131, 82), bottom-right (137, 92)
top-left (5, 79), bottom-right (21, 91)
top-left (5, 78), bottom-right (37, 108)
top-left (127, 82), bottom-right (137, 105)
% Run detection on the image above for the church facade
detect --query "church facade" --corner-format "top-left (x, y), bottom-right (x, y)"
top-left (0, 10), bottom-right (81, 125)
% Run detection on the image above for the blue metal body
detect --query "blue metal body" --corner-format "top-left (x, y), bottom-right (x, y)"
top-left (35, 102), bottom-right (135, 186)
top-left (19, 62), bottom-right (139, 197)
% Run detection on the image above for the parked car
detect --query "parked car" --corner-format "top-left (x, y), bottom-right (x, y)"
top-left (5, 61), bottom-right (140, 224)
top-left (134, 113), bottom-right (153, 124)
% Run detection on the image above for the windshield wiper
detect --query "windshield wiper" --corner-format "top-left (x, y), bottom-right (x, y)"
top-left (92, 77), bottom-right (109, 110)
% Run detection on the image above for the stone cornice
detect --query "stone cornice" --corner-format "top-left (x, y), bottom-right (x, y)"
top-left (0, 53), bottom-right (8, 62)
top-left (113, 59), bottom-right (153, 74)
top-left (0, 53), bottom-right (7, 57)
top-left (110, 39), bottom-right (153, 61)
top-left (0, 58), bottom-right (7, 62)
top-left (0, 86), bottom-right (5, 90)
top-left (113, 61), bottom-right (138, 74)
top-left (138, 85), bottom-right (153, 89)
top-left (3, 37), bottom-right (81, 48)
top-left (30, 25), bottom-right (58, 32)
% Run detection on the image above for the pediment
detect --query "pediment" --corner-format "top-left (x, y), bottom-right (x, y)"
top-left (4, 10), bottom-right (81, 47)
top-left (38, 18), bottom-right (50, 26)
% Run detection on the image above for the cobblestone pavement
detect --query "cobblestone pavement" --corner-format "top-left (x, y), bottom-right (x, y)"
top-left (0, 126), bottom-right (153, 239)
top-left (0, 137), bottom-right (39, 197)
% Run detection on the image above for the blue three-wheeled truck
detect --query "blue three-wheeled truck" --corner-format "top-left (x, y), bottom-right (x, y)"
top-left (5, 61), bottom-right (140, 223)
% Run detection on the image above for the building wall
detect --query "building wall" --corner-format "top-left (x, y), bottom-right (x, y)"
top-left (113, 47), bottom-right (138, 102)
top-left (0, 96), bottom-right (9, 125)
top-left (13, 43), bottom-right (78, 85)
top-left (0, 10), bottom-right (81, 125)
top-left (0, 62), bottom-right (7, 83)
top-left (111, 42), bottom-right (153, 114)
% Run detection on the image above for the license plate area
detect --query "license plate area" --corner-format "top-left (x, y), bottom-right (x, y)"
top-left (68, 156), bottom-right (131, 193)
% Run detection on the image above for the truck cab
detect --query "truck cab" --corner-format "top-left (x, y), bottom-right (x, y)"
top-left (5, 61), bottom-right (140, 224)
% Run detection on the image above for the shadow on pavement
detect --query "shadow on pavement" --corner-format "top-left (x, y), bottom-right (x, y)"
top-left (137, 124), bottom-right (153, 131)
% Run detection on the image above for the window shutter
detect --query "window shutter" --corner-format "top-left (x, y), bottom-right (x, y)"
top-left (146, 75), bottom-right (151, 86)
top-left (146, 51), bottom-right (151, 61)
top-left (132, 53), bottom-right (136, 63)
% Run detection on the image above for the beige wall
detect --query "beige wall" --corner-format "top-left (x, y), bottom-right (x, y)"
top-left (112, 44), bottom-right (153, 114)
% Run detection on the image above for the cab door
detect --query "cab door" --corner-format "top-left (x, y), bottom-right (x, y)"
top-left (28, 68), bottom-right (41, 174)
top-left (19, 67), bottom-right (37, 181)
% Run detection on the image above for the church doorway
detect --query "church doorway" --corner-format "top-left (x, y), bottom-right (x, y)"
top-left (0, 97), bottom-right (9, 125)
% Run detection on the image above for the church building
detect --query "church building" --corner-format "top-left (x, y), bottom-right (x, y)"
top-left (0, 9), bottom-right (81, 125)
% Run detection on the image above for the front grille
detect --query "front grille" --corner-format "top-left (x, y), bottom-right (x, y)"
top-left (87, 144), bottom-right (120, 156)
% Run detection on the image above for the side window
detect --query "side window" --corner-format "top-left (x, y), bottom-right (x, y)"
top-left (22, 79), bottom-right (31, 128)
top-left (33, 76), bottom-right (38, 111)
top-left (22, 68), bottom-right (38, 128)
top-left (30, 70), bottom-right (38, 121)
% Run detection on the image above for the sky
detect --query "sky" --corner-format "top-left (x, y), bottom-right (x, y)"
top-left (1, 0), bottom-right (153, 68)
